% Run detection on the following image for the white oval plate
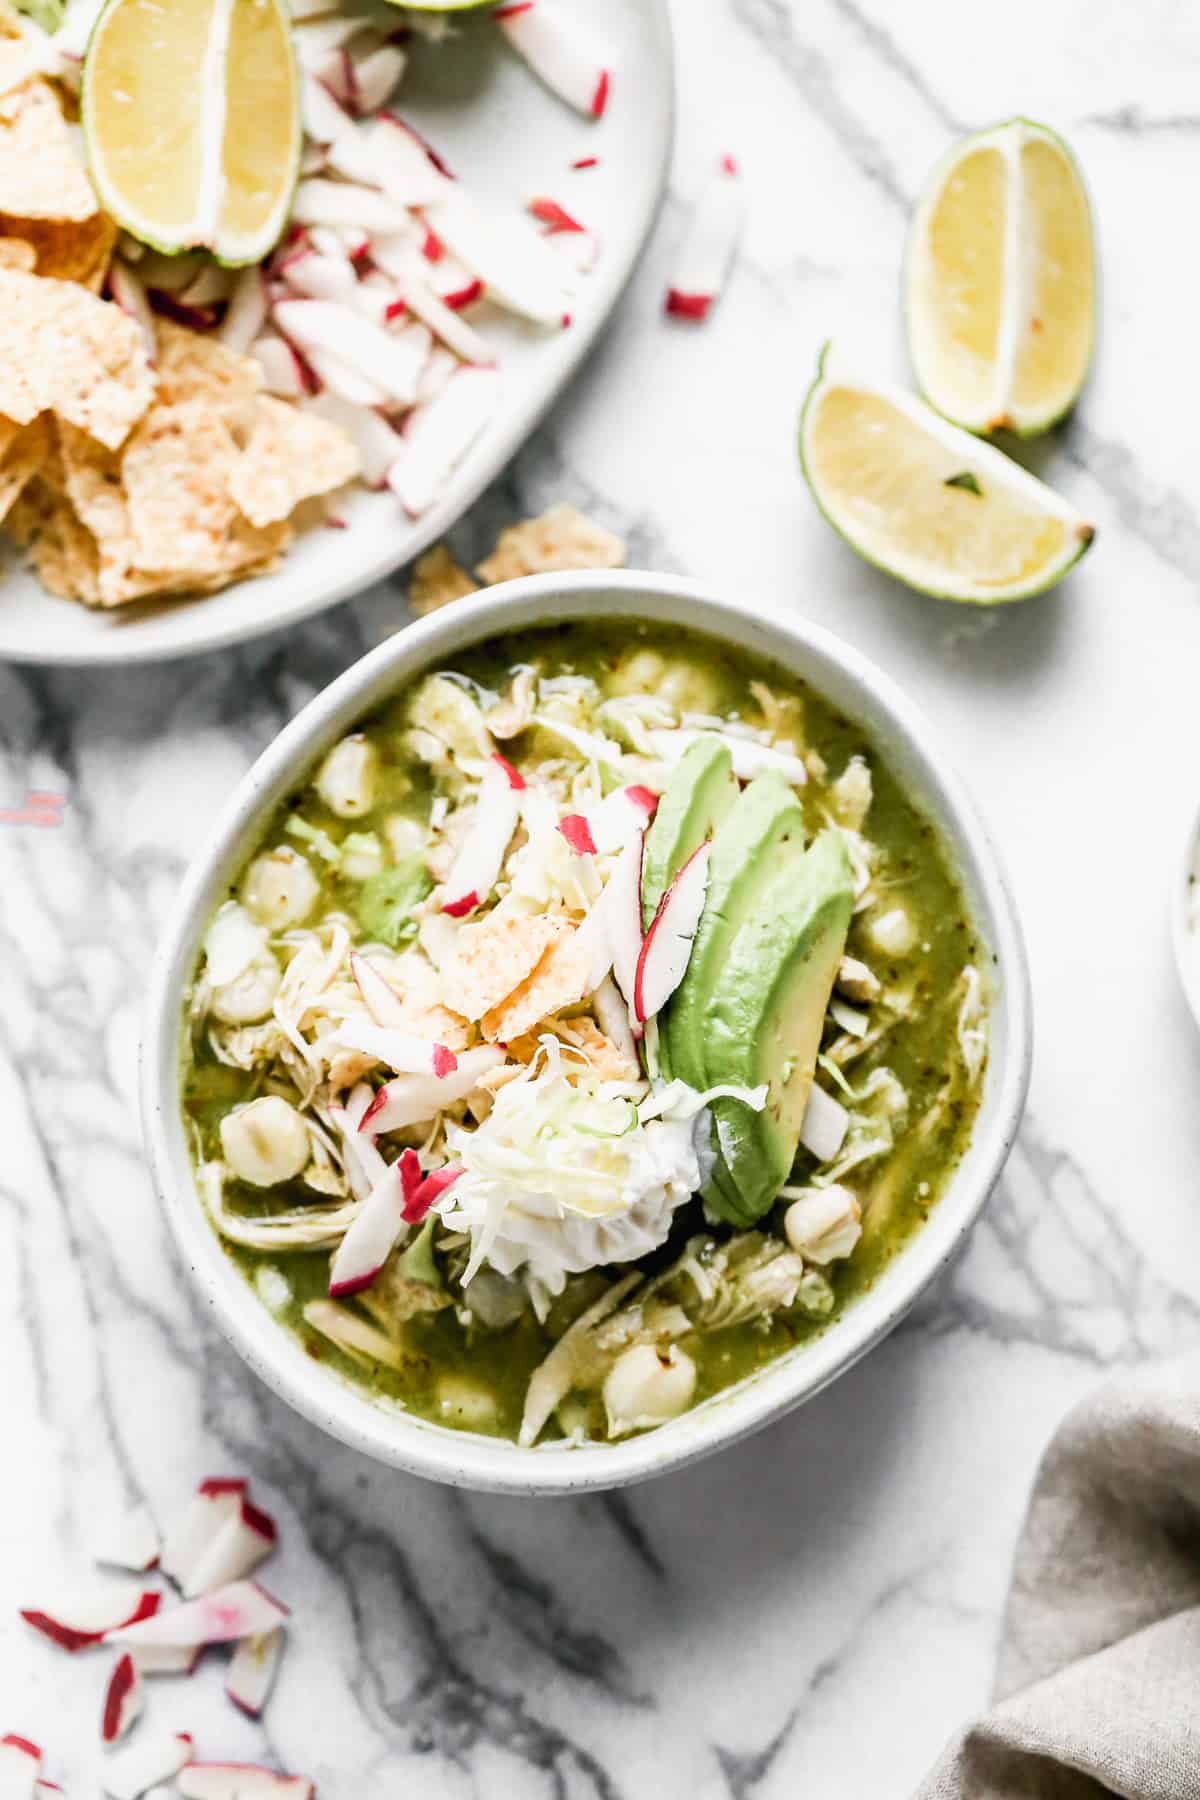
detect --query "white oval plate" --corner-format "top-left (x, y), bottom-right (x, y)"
top-left (0, 0), bottom-right (673, 666)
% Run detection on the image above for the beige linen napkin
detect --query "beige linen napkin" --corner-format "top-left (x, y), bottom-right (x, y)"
top-left (919, 1354), bottom-right (1200, 1799)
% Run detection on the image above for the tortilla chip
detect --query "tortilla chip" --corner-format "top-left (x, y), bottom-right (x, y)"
top-left (551, 1015), bottom-right (638, 1081)
top-left (409, 543), bottom-right (479, 616)
top-left (120, 401), bottom-right (246, 573)
top-left (444, 909), bottom-right (569, 1024)
top-left (8, 475), bottom-right (102, 603)
top-left (0, 415), bottom-right (49, 523)
top-left (475, 505), bottom-right (625, 585)
top-left (155, 319), bottom-right (261, 411)
top-left (0, 80), bottom-right (96, 222)
top-left (228, 396), bottom-right (360, 529)
top-left (0, 233), bottom-right (33, 270)
top-left (480, 927), bottom-right (590, 1043)
top-left (0, 267), bottom-right (153, 447)
top-left (0, 210), bottom-right (118, 289)
top-left (56, 420), bottom-right (141, 604)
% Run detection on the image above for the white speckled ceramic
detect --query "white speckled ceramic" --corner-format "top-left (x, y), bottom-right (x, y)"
top-left (141, 572), bottom-right (1032, 1492)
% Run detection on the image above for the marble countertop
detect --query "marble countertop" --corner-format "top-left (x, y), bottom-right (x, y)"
top-left (5, 1), bottom-right (1200, 1793)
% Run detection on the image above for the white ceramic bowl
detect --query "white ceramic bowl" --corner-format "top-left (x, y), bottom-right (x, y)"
top-left (141, 573), bottom-right (1033, 1493)
top-left (1171, 799), bottom-right (1200, 1031)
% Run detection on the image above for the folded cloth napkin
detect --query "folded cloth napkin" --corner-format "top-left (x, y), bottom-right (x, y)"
top-left (918, 1354), bottom-right (1200, 1799)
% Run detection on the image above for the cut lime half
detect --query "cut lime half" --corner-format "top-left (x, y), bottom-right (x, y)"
top-left (906, 119), bottom-right (1095, 438)
top-left (799, 348), bottom-right (1094, 604)
top-left (82, 0), bottom-right (300, 265)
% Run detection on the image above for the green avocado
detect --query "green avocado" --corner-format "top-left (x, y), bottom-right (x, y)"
top-left (665, 773), bottom-right (807, 1091)
top-left (640, 737), bottom-right (738, 932)
top-left (700, 829), bottom-right (855, 1226)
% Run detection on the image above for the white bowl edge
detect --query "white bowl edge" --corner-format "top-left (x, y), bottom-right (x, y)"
top-left (140, 572), bottom-right (1034, 1494)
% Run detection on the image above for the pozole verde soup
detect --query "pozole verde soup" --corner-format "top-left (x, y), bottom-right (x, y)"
top-left (184, 622), bottom-right (987, 1446)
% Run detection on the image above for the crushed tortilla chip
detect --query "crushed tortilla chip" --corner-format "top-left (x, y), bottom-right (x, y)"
top-left (228, 395), bottom-right (360, 528)
top-left (0, 415), bottom-right (48, 523)
top-left (0, 231), bottom-right (33, 270)
top-left (56, 420), bottom-right (140, 604)
top-left (0, 267), bottom-right (153, 447)
top-left (154, 319), bottom-right (261, 411)
top-left (0, 80), bottom-right (97, 222)
top-left (121, 402), bottom-right (246, 574)
top-left (444, 909), bottom-right (569, 1024)
top-left (480, 927), bottom-right (591, 1043)
top-left (551, 1015), bottom-right (637, 1081)
top-left (8, 476), bottom-right (103, 604)
top-left (475, 504), bottom-right (625, 585)
top-left (409, 543), bottom-right (479, 616)
top-left (0, 210), bottom-right (118, 290)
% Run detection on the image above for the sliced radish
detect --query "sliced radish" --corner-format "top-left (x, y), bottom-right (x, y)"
top-left (491, 751), bottom-right (525, 790)
top-left (180, 264), bottom-right (233, 307)
top-left (334, 1019), bottom-right (458, 1078)
top-left (249, 334), bottom-right (309, 399)
top-left (649, 727), bottom-right (807, 787)
top-left (147, 289), bottom-right (221, 331)
top-left (132, 1643), bottom-right (202, 1677)
top-left (349, 40), bottom-right (406, 114)
top-left (404, 1164), bottom-right (461, 1224)
top-left (159, 1480), bottom-right (246, 1592)
top-left (798, 1084), bottom-right (849, 1163)
top-left (634, 842), bottom-right (710, 1022)
top-left (368, 241), bottom-right (491, 363)
top-left (664, 155), bottom-right (744, 322)
top-left (328, 1153), bottom-right (416, 1296)
top-left (303, 346), bottom-right (388, 407)
top-left (217, 268), bottom-right (268, 353)
top-left (102, 1731), bottom-right (192, 1800)
top-left (101, 1652), bottom-right (144, 1746)
top-left (547, 227), bottom-right (599, 273)
top-left (415, 345), bottom-right (456, 405)
top-left (280, 248), bottom-right (356, 304)
top-left (0, 1736), bottom-right (40, 1800)
top-left (290, 178), bottom-right (411, 236)
top-left (423, 189), bottom-right (574, 326)
top-left (592, 973), bottom-right (638, 1067)
top-left (20, 1589), bottom-right (160, 1654)
top-left (527, 195), bottom-right (585, 234)
top-left (437, 748), bottom-right (521, 914)
top-left (182, 1497), bottom-right (277, 1599)
top-left (330, 116), bottom-right (450, 208)
top-left (587, 785), bottom-right (657, 853)
top-left (357, 1046), bottom-right (504, 1135)
top-left (108, 263), bottom-right (156, 359)
top-left (349, 949), bottom-right (406, 1026)
top-left (274, 300), bottom-right (424, 406)
top-left (439, 277), bottom-right (484, 311)
top-left (571, 154), bottom-right (599, 170)
top-left (558, 812), bottom-right (597, 855)
top-left (178, 1768), bottom-right (313, 1800)
top-left (225, 1626), bottom-right (285, 1719)
top-left (328, 1085), bottom-right (390, 1199)
top-left (106, 1581), bottom-right (288, 1650)
top-left (91, 1503), bottom-right (160, 1574)
top-left (388, 365), bottom-right (500, 516)
top-left (601, 830), bottom-right (646, 1023)
top-left (495, 2), bottom-right (612, 118)
top-left (299, 69), bottom-right (352, 144)
top-left (304, 394), bottom-right (405, 488)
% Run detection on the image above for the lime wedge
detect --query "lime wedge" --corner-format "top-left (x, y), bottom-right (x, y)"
top-left (82, 0), bottom-right (299, 265)
top-left (906, 119), bottom-right (1095, 437)
top-left (799, 348), bottom-right (1094, 604)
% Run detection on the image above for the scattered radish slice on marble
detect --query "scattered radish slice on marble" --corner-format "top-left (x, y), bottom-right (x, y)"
top-left (665, 155), bottom-right (744, 322)
top-left (0, 1736), bottom-right (41, 1800)
top-left (159, 1480), bottom-right (246, 1593)
top-left (181, 1497), bottom-right (277, 1599)
top-left (634, 842), bottom-right (710, 1021)
top-left (102, 1730), bottom-right (192, 1800)
top-left (495, 1), bottom-right (612, 118)
top-left (177, 1768), bottom-right (314, 1800)
top-left (100, 1653), bottom-right (143, 1746)
top-left (20, 1589), bottom-right (160, 1654)
top-left (225, 1627), bottom-right (286, 1720)
top-left (105, 1582), bottom-right (289, 1650)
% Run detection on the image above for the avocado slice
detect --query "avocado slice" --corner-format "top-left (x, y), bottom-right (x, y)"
top-left (641, 737), bottom-right (738, 931)
top-left (665, 773), bottom-right (807, 1091)
top-left (700, 830), bottom-right (855, 1226)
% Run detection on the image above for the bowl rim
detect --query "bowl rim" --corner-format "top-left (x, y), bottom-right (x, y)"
top-left (140, 571), bottom-right (1033, 1494)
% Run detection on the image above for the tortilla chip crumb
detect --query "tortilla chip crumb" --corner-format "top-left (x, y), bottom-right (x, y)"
top-left (409, 543), bottom-right (479, 616)
top-left (228, 395), bottom-right (360, 528)
top-left (155, 318), bottom-right (261, 412)
top-left (0, 209), bottom-right (117, 290)
top-left (0, 232), bottom-right (33, 270)
top-left (121, 402), bottom-right (243, 573)
top-left (480, 926), bottom-right (591, 1043)
top-left (475, 504), bottom-right (625, 585)
top-left (0, 80), bottom-right (97, 223)
top-left (445, 909), bottom-right (569, 1024)
top-left (552, 1014), bottom-right (638, 1081)
top-left (0, 414), bottom-right (47, 522)
top-left (0, 266), bottom-right (153, 447)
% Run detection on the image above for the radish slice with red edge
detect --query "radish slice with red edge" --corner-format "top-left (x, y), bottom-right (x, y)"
top-left (274, 299), bottom-right (424, 406)
top-left (328, 1087), bottom-right (389, 1200)
top-left (106, 1581), bottom-right (288, 1650)
top-left (303, 346), bottom-right (388, 408)
top-left (367, 241), bottom-right (491, 364)
top-left (329, 116), bottom-right (449, 207)
top-left (356, 1047), bottom-right (505, 1136)
top-left (593, 973), bottom-right (638, 1067)
top-left (225, 1626), bottom-right (285, 1719)
top-left (182, 1497), bottom-right (277, 1599)
top-left (20, 1589), bottom-right (160, 1654)
top-left (102, 1731), bottom-right (192, 1800)
top-left (388, 365), bottom-right (501, 517)
top-left (421, 188), bottom-right (575, 326)
top-left (587, 785), bottom-right (656, 853)
top-left (403, 1164), bottom-right (461, 1225)
top-left (437, 750), bottom-right (522, 915)
top-left (349, 40), bottom-right (406, 114)
top-left (131, 1643), bottom-right (201, 1677)
top-left (333, 1018), bottom-right (458, 1078)
top-left (107, 263), bottom-right (156, 358)
top-left (249, 335), bottom-right (308, 400)
top-left (159, 1479), bottom-right (246, 1592)
top-left (327, 1153), bottom-right (418, 1297)
top-left (634, 842), bottom-right (710, 1021)
top-left (290, 178), bottom-right (410, 236)
top-left (601, 830), bottom-right (646, 1027)
top-left (101, 1652), bottom-right (143, 1746)
top-left (178, 1768), bottom-right (313, 1800)
top-left (527, 196), bottom-right (585, 233)
top-left (216, 268), bottom-right (267, 353)
top-left (0, 1736), bottom-right (40, 1800)
top-left (349, 949), bottom-right (407, 1026)
top-left (305, 393), bottom-right (405, 487)
top-left (495, 1), bottom-right (612, 118)
top-left (557, 813), bottom-right (597, 855)
top-left (91, 1503), bottom-right (160, 1575)
top-left (665, 155), bottom-right (744, 322)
